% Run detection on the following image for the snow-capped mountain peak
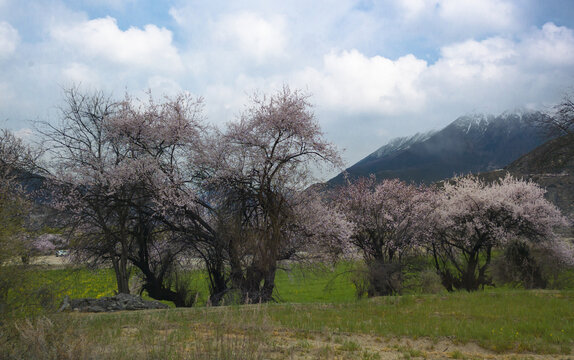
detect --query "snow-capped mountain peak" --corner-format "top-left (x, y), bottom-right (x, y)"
top-left (371, 130), bottom-right (437, 159)
top-left (330, 109), bottom-right (550, 185)
top-left (451, 113), bottom-right (494, 134)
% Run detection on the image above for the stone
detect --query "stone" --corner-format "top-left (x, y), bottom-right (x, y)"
top-left (61, 293), bottom-right (169, 312)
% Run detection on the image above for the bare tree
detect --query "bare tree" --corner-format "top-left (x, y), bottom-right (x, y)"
top-left (38, 86), bottom-right (135, 294)
top-left (540, 91), bottom-right (574, 136)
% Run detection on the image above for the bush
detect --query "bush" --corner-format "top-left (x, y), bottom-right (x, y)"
top-left (351, 260), bottom-right (408, 298)
top-left (417, 269), bottom-right (446, 294)
top-left (492, 239), bottom-right (574, 290)
top-left (492, 240), bottom-right (546, 289)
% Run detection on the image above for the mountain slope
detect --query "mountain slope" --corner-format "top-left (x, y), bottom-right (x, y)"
top-left (330, 111), bottom-right (550, 185)
top-left (500, 133), bottom-right (573, 218)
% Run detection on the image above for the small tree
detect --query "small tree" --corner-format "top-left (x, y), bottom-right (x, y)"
top-left (427, 174), bottom-right (570, 291)
top-left (337, 176), bottom-right (428, 295)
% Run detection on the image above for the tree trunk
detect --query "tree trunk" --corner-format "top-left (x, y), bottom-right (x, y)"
top-left (461, 252), bottom-right (479, 291)
top-left (111, 256), bottom-right (130, 294)
top-left (260, 264), bottom-right (276, 302)
top-left (206, 254), bottom-right (228, 306)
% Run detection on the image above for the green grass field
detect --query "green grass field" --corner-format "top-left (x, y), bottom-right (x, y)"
top-left (2, 263), bottom-right (573, 359)
top-left (12, 261), bottom-right (359, 307)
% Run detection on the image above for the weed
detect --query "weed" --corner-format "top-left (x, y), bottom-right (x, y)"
top-left (449, 350), bottom-right (466, 359)
top-left (339, 339), bottom-right (361, 351)
top-left (362, 350), bottom-right (382, 360)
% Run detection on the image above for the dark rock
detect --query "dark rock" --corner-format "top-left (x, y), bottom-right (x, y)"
top-left (62, 293), bottom-right (169, 312)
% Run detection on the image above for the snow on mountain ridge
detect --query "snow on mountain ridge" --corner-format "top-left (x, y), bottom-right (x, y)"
top-left (451, 113), bottom-right (494, 134)
top-left (371, 130), bottom-right (437, 159)
top-left (364, 109), bottom-right (543, 163)
top-left (329, 109), bottom-right (550, 185)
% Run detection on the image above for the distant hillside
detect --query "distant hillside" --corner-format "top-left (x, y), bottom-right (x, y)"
top-left (330, 111), bottom-right (550, 185)
top-left (482, 133), bottom-right (574, 219)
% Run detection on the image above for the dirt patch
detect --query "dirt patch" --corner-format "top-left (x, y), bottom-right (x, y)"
top-left (184, 322), bottom-right (570, 359)
top-left (262, 331), bottom-right (570, 359)
top-left (30, 255), bottom-right (69, 266)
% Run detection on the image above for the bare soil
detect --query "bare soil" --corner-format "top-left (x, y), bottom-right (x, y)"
top-left (30, 255), bottom-right (69, 266)
top-left (179, 321), bottom-right (573, 360)
top-left (264, 332), bottom-right (572, 359)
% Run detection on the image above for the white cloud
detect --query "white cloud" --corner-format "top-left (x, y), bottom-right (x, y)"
top-left (212, 11), bottom-right (287, 64)
top-left (0, 81), bottom-right (14, 108)
top-left (146, 76), bottom-right (183, 97)
top-left (61, 62), bottom-right (101, 87)
top-left (434, 37), bottom-right (517, 82)
top-left (522, 22), bottom-right (574, 67)
top-left (0, 21), bottom-right (19, 59)
top-left (2, 0), bottom-right (574, 170)
top-left (438, 0), bottom-right (517, 31)
top-left (50, 16), bottom-right (183, 73)
top-left (14, 127), bottom-right (33, 139)
top-left (421, 24), bottom-right (574, 116)
top-left (295, 49), bottom-right (428, 115)
top-left (283, 20), bottom-right (574, 138)
top-left (82, 0), bottom-right (137, 10)
top-left (398, 0), bottom-right (434, 20)
top-left (395, 0), bottom-right (520, 43)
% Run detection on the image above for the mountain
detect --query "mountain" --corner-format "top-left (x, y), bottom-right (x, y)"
top-left (330, 110), bottom-right (551, 185)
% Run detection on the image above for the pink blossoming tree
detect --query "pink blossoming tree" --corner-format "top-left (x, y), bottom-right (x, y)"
top-left (426, 174), bottom-right (570, 291)
top-left (42, 87), bottom-right (209, 305)
top-left (337, 176), bottom-right (429, 295)
top-left (213, 86), bottom-right (344, 302)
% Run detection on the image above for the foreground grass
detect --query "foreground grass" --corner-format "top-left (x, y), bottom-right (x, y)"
top-left (2, 289), bottom-right (573, 359)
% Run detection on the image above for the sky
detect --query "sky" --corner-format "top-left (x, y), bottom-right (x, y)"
top-left (1, 0), bottom-right (574, 178)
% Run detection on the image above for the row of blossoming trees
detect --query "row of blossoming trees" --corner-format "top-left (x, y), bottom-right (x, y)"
top-left (337, 175), bottom-right (572, 295)
top-left (34, 86), bottom-right (572, 306)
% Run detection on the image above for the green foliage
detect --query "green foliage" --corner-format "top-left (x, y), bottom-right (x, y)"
top-left (403, 268), bottom-right (446, 295)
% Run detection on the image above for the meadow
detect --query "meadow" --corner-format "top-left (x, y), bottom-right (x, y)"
top-left (1, 262), bottom-right (574, 359)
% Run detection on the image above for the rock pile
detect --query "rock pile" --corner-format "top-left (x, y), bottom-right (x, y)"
top-left (60, 293), bottom-right (169, 312)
